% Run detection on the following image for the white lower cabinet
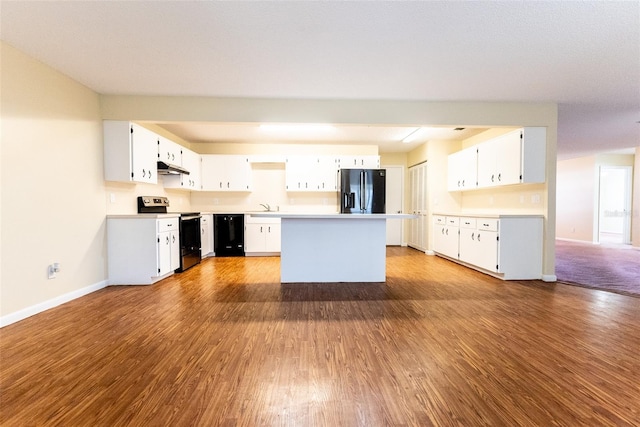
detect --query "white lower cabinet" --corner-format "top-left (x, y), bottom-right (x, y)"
top-left (432, 216), bottom-right (459, 259)
top-left (244, 215), bottom-right (281, 255)
top-left (432, 214), bottom-right (543, 280)
top-left (200, 214), bottom-right (214, 257)
top-left (107, 216), bottom-right (180, 285)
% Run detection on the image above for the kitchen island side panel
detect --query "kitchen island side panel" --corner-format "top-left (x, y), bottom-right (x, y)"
top-left (280, 217), bottom-right (386, 283)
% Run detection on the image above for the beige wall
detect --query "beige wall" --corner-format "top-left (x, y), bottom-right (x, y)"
top-left (556, 153), bottom-right (637, 246)
top-left (556, 156), bottom-right (598, 242)
top-left (1, 42), bottom-right (106, 319)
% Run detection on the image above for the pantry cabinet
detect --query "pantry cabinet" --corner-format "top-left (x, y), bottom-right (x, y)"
top-left (201, 155), bottom-right (252, 191)
top-left (408, 163), bottom-right (428, 251)
top-left (104, 121), bottom-right (158, 184)
top-left (432, 214), bottom-right (543, 280)
top-left (107, 215), bottom-right (180, 285)
top-left (244, 215), bottom-right (281, 255)
top-left (285, 156), bottom-right (338, 191)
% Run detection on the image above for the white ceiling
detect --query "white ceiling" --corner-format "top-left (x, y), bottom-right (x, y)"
top-left (1, 1), bottom-right (638, 157)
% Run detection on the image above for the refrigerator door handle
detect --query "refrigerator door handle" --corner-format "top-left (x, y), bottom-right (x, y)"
top-left (360, 170), bottom-right (366, 212)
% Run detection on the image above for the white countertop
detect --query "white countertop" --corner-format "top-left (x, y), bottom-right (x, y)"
top-left (433, 212), bottom-right (544, 219)
top-left (250, 212), bottom-right (417, 219)
top-left (107, 213), bottom-right (180, 219)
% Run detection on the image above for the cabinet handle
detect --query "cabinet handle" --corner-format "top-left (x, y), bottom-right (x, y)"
top-left (491, 174), bottom-right (495, 183)
top-left (167, 152), bottom-right (170, 160)
top-left (260, 226), bottom-right (263, 233)
top-left (172, 235), bottom-right (176, 243)
top-left (268, 226), bottom-right (271, 233)
top-left (227, 182), bottom-right (230, 188)
top-left (142, 169), bottom-right (146, 177)
top-left (445, 229), bottom-right (448, 236)
top-left (477, 233), bottom-right (481, 242)
top-left (166, 236), bottom-right (170, 245)
top-left (441, 228), bottom-right (445, 235)
top-left (172, 153), bottom-right (175, 161)
top-left (471, 232), bottom-right (475, 240)
top-left (497, 173), bottom-right (501, 182)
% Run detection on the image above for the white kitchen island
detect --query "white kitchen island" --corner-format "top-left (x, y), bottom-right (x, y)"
top-left (250, 213), bottom-right (416, 283)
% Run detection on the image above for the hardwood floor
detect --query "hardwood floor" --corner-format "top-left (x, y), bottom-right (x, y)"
top-left (1, 247), bottom-right (639, 426)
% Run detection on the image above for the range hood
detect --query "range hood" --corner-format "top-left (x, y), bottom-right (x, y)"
top-left (157, 161), bottom-right (191, 175)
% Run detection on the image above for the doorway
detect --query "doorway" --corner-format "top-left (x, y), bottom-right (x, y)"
top-left (384, 165), bottom-right (404, 245)
top-left (598, 166), bottom-right (632, 244)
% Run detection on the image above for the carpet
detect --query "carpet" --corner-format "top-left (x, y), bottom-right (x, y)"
top-left (555, 239), bottom-right (640, 297)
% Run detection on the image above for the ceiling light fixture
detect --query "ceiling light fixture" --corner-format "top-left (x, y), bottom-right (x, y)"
top-left (401, 128), bottom-right (422, 143)
top-left (259, 123), bottom-right (336, 132)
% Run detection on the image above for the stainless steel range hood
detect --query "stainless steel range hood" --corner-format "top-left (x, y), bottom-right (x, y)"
top-left (157, 161), bottom-right (190, 175)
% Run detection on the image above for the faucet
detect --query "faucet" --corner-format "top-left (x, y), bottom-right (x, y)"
top-left (260, 203), bottom-right (271, 212)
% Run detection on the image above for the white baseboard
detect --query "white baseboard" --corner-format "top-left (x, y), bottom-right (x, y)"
top-left (425, 250), bottom-right (435, 256)
top-left (0, 279), bottom-right (108, 328)
top-left (556, 237), bottom-right (598, 245)
top-left (541, 274), bottom-right (558, 282)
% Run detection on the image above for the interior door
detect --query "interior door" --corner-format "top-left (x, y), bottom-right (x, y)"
top-left (384, 166), bottom-right (403, 245)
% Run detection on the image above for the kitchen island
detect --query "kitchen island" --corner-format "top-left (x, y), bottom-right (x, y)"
top-left (250, 213), bottom-right (416, 283)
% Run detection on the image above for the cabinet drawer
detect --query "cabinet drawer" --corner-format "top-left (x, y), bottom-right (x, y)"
top-left (460, 218), bottom-right (477, 229)
top-left (445, 217), bottom-right (460, 227)
top-left (477, 218), bottom-right (498, 232)
top-left (433, 215), bottom-right (446, 225)
top-left (245, 215), bottom-right (281, 225)
top-left (158, 218), bottom-right (179, 232)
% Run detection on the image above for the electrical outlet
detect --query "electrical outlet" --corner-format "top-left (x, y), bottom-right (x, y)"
top-left (47, 262), bottom-right (60, 279)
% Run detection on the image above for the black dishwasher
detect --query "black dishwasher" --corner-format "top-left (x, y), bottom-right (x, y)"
top-left (214, 214), bottom-right (245, 256)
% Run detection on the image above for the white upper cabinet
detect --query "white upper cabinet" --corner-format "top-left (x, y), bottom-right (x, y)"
top-left (163, 147), bottom-right (201, 191)
top-left (201, 155), bottom-right (252, 191)
top-left (104, 121), bottom-right (158, 184)
top-left (157, 135), bottom-right (183, 166)
top-left (337, 155), bottom-right (380, 169)
top-left (448, 127), bottom-right (546, 191)
top-left (285, 156), bottom-right (338, 192)
top-left (447, 147), bottom-right (477, 191)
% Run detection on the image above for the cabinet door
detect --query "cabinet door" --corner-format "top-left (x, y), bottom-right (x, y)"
top-left (494, 130), bottom-right (523, 186)
top-left (202, 155), bottom-right (251, 191)
top-left (473, 230), bottom-right (499, 272)
top-left (244, 223), bottom-right (265, 252)
top-left (476, 139), bottom-right (498, 188)
top-left (434, 223), bottom-right (459, 259)
top-left (157, 136), bottom-right (183, 166)
top-left (285, 156), bottom-right (315, 191)
top-left (130, 123), bottom-right (158, 184)
top-left (315, 157), bottom-right (338, 191)
top-left (157, 231), bottom-right (172, 276)
top-left (264, 222), bottom-right (281, 252)
top-left (448, 147), bottom-right (477, 191)
top-left (201, 155), bottom-right (226, 190)
top-left (170, 230), bottom-right (181, 271)
top-left (181, 149), bottom-right (201, 190)
top-left (227, 156), bottom-right (252, 191)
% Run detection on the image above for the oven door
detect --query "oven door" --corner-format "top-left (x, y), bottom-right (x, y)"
top-left (179, 215), bottom-right (201, 271)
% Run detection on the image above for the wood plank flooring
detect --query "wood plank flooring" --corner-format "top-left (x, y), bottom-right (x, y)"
top-left (1, 247), bottom-right (639, 426)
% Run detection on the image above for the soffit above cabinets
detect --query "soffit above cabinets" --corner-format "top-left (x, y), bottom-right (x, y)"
top-left (155, 122), bottom-right (488, 153)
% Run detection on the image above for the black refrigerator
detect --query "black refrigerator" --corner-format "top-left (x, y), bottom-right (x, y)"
top-left (339, 169), bottom-right (386, 214)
